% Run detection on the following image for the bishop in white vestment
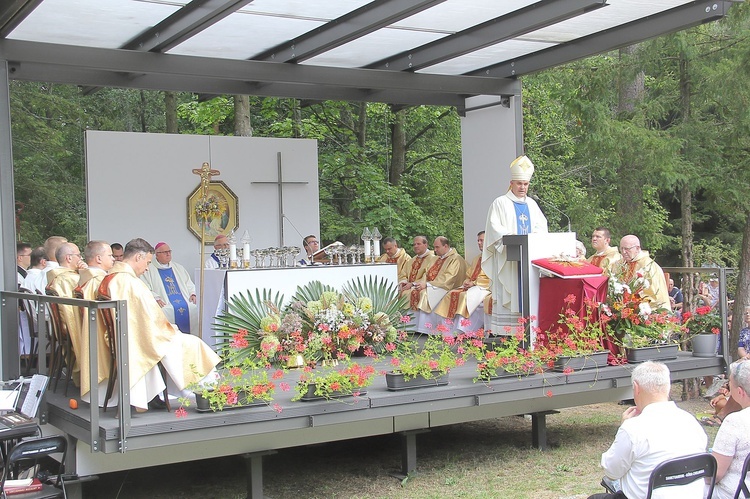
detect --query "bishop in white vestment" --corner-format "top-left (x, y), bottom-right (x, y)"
top-left (482, 155), bottom-right (548, 331)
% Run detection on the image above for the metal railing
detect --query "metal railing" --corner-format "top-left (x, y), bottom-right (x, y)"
top-left (1, 290), bottom-right (132, 453)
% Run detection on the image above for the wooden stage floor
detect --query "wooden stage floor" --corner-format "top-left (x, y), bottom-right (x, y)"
top-left (42, 351), bottom-right (724, 481)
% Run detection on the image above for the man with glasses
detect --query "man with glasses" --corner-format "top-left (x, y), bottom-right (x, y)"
top-left (140, 242), bottom-right (198, 335)
top-left (46, 242), bottom-right (87, 386)
top-left (300, 235), bottom-right (322, 265)
top-left (16, 242), bottom-right (32, 287)
top-left (612, 234), bottom-right (671, 310)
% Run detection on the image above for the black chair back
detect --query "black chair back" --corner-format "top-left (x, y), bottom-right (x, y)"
top-left (1, 435), bottom-right (67, 499)
top-left (646, 452), bottom-right (717, 499)
top-left (734, 452), bottom-right (750, 498)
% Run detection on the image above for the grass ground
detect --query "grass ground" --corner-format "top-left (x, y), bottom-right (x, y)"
top-left (81, 384), bottom-right (718, 499)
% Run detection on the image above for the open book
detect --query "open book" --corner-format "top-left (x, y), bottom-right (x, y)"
top-left (310, 241), bottom-right (344, 263)
top-left (0, 374), bottom-right (48, 432)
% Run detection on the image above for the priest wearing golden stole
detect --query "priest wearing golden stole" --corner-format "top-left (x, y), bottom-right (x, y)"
top-left (588, 227), bottom-right (621, 272)
top-left (77, 240), bottom-right (116, 406)
top-left (399, 236), bottom-right (435, 303)
top-left (482, 156), bottom-right (548, 330)
top-left (435, 231), bottom-right (491, 328)
top-left (101, 238), bottom-right (220, 411)
top-left (612, 235), bottom-right (671, 310)
top-left (46, 242), bottom-right (87, 386)
top-left (412, 236), bottom-right (467, 314)
top-left (378, 237), bottom-right (412, 282)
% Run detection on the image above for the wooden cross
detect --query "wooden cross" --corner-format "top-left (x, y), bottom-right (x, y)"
top-left (192, 162), bottom-right (221, 198)
top-left (251, 152), bottom-right (308, 246)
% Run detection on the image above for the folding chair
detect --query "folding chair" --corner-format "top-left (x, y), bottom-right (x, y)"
top-left (0, 435), bottom-right (67, 499)
top-left (646, 452), bottom-right (717, 499)
top-left (45, 289), bottom-right (75, 395)
top-left (19, 287), bottom-right (40, 375)
top-left (733, 452), bottom-right (750, 498)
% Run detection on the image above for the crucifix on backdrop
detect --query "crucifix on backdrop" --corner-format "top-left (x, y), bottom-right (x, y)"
top-left (251, 152), bottom-right (308, 246)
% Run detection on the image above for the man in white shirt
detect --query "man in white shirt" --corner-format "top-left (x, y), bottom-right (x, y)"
top-left (590, 361), bottom-right (707, 499)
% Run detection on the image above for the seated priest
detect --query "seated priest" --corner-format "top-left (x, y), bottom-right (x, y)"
top-left (398, 236), bottom-right (435, 300)
top-left (204, 234), bottom-right (229, 269)
top-left (588, 227), bottom-right (621, 272)
top-left (101, 238), bottom-right (220, 411)
top-left (434, 231), bottom-right (491, 333)
top-left (482, 155), bottom-right (548, 331)
top-left (140, 242), bottom-right (198, 335)
top-left (46, 241), bottom-right (87, 385)
top-left (77, 240), bottom-right (116, 406)
top-left (612, 234), bottom-right (671, 310)
top-left (411, 236), bottom-right (467, 333)
top-left (378, 237), bottom-right (412, 282)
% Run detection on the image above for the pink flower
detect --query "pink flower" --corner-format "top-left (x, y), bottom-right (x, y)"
top-left (385, 342), bottom-right (396, 352)
top-left (562, 367), bottom-right (573, 375)
top-left (279, 382), bottom-right (291, 392)
top-left (175, 407), bottom-right (188, 418)
top-left (424, 322), bottom-right (433, 330)
top-left (546, 390), bottom-right (553, 398)
top-left (391, 357), bottom-right (401, 367)
top-left (460, 318), bottom-right (472, 328)
top-left (428, 360), bottom-right (438, 370)
top-left (229, 367), bottom-right (243, 377)
top-left (272, 403), bottom-right (282, 413)
top-left (272, 369), bottom-right (284, 379)
top-left (400, 315), bottom-right (411, 324)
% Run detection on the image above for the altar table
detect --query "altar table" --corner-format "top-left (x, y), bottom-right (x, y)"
top-left (197, 264), bottom-right (398, 346)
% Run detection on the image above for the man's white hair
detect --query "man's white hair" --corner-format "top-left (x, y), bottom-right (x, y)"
top-left (731, 361), bottom-right (750, 394)
top-left (632, 361), bottom-right (670, 394)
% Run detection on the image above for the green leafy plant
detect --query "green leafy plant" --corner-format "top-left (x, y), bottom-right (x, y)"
top-left (460, 325), bottom-right (537, 382)
top-left (292, 361), bottom-right (376, 401)
top-left (388, 332), bottom-right (459, 381)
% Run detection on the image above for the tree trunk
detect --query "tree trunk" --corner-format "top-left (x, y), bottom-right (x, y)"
top-left (356, 102), bottom-right (366, 148)
top-left (614, 45), bottom-right (645, 235)
top-left (731, 211), bottom-right (750, 361)
top-left (139, 90), bottom-right (148, 132)
top-left (291, 99), bottom-right (301, 138)
top-left (164, 91), bottom-right (177, 133)
top-left (389, 107), bottom-right (406, 185)
top-left (678, 52), bottom-right (695, 310)
top-left (234, 95), bottom-right (252, 136)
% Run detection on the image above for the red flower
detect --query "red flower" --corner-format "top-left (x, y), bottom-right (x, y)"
top-left (546, 390), bottom-right (553, 398)
top-left (330, 381), bottom-right (341, 391)
top-left (175, 407), bottom-right (188, 418)
top-left (272, 369), bottom-right (284, 379)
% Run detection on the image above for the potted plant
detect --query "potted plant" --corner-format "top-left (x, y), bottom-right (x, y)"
top-left (682, 306), bottom-right (722, 357)
top-left (601, 273), bottom-right (682, 362)
top-left (460, 323), bottom-right (537, 382)
top-left (292, 360), bottom-right (376, 401)
top-left (180, 328), bottom-right (289, 414)
top-left (385, 332), bottom-right (457, 390)
top-left (536, 295), bottom-right (609, 371)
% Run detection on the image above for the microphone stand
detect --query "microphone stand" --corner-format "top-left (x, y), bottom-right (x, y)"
top-left (530, 194), bottom-right (571, 232)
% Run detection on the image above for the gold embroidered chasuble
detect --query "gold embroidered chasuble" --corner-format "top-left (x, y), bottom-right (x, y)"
top-left (103, 262), bottom-right (220, 396)
top-left (77, 267), bottom-right (111, 398)
top-left (414, 249), bottom-right (468, 313)
top-left (46, 267), bottom-right (82, 386)
top-left (587, 246), bottom-right (621, 272)
top-left (377, 248), bottom-right (412, 282)
top-left (434, 254), bottom-right (492, 319)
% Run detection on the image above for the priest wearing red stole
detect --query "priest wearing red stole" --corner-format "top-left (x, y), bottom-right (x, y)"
top-left (588, 227), bottom-right (621, 272)
top-left (378, 237), bottom-right (412, 282)
top-left (435, 231), bottom-right (491, 331)
top-left (412, 236), bottom-right (467, 315)
top-left (612, 235), bottom-right (671, 310)
top-left (482, 155), bottom-right (548, 331)
top-left (398, 236), bottom-right (435, 301)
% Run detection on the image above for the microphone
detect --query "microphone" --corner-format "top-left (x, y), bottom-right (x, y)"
top-left (530, 194), bottom-right (571, 232)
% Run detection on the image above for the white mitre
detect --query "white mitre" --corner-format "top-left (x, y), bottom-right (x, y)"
top-left (509, 155), bottom-right (534, 181)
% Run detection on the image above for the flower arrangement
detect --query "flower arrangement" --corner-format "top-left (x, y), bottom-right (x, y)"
top-left (387, 331), bottom-right (460, 381)
top-left (195, 195), bottom-right (223, 221)
top-left (292, 361), bottom-right (377, 401)
top-left (460, 323), bottom-right (537, 382)
top-left (536, 294), bottom-right (606, 359)
top-left (682, 306), bottom-right (722, 336)
top-left (179, 328), bottom-right (290, 415)
top-left (601, 270), bottom-right (681, 349)
top-left (213, 277), bottom-right (408, 367)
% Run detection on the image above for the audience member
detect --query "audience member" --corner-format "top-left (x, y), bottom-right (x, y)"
top-left (482, 155), bottom-right (548, 319)
top-left (589, 361), bottom-right (707, 499)
top-left (111, 243), bottom-right (124, 262)
top-left (708, 276), bottom-right (721, 308)
top-left (612, 235), bottom-right (671, 310)
top-left (140, 242), bottom-right (198, 335)
top-left (101, 238), bottom-right (220, 411)
top-left (709, 360), bottom-right (750, 499)
top-left (434, 231), bottom-right (491, 330)
top-left (668, 278), bottom-right (683, 314)
top-left (378, 237), bottom-right (412, 282)
top-left (204, 234), bottom-right (229, 269)
top-left (588, 227), bottom-right (621, 272)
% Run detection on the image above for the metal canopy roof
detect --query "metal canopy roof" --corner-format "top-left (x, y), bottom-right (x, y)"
top-left (0, 0), bottom-right (734, 111)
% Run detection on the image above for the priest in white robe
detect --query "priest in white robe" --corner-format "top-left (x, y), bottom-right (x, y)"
top-left (140, 242), bottom-right (198, 335)
top-left (482, 155), bottom-right (548, 332)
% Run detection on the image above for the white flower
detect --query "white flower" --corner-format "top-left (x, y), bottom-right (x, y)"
top-left (638, 302), bottom-right (652, 317)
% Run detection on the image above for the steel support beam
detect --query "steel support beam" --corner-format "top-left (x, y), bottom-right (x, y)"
top-left (470, 0), bottom-right (733, 78)
top-left (122, 0), bottom-right (254, 53)
top-left (368, 0), bottom-right (606, 72)
top-left (0, 60), bottom-right (19, 380)
top-left (256, 0), bottom-right (446, 63)
top-left (0, 0), bottom-right (42, 38)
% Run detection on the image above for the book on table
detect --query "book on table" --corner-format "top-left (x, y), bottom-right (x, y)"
top-left (0, 374), bottom-right (48, 433)
top-left (4, 478), bottom-right (43, 495)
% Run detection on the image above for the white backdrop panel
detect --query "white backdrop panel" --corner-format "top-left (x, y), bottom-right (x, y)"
top-left (85, 131), bottom-right (319, 273)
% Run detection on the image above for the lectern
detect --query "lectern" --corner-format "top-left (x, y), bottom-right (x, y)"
top-left (491, 233), bottom-right (576, 338)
